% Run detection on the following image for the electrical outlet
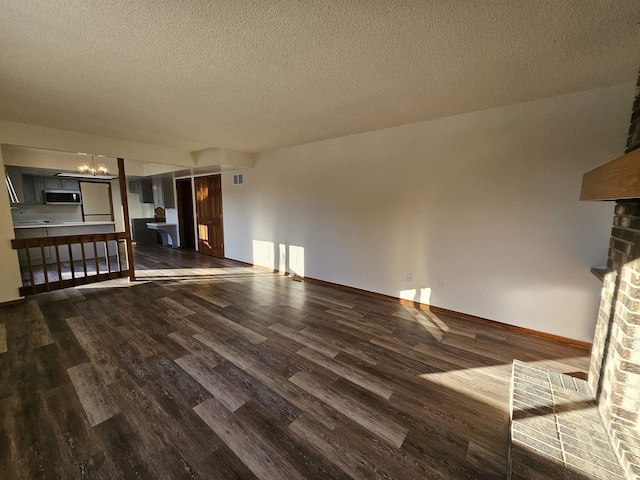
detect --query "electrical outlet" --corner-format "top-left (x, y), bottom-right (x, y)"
top-left (438, 279), bottom-right (447, 288)
top-left (406, 273), bottom-right (413, 283)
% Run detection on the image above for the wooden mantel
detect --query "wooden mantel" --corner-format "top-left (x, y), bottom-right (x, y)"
top-left (580, 148), bottom-right (640, 201)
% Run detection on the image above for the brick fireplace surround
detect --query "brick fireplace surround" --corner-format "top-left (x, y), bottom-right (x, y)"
top-left (588, 200), bottom-right (640, 478)
top-left (509, 77), bottom-right (640, 479)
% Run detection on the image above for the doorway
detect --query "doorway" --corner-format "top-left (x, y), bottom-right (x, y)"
top-left (176, 179), bottom-right (195, 249)
top-left (194, 175), bottom-right (224, 258)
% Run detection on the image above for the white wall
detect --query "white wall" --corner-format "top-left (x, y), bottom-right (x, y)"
top-left (222, 84), bottom-right (634, 342)
top-left (0, 149), bottom-right (26, 303)
top-left (123, 180), bottom-right (155, 221)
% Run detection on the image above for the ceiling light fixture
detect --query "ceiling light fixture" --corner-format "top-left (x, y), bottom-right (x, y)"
top-left (55, 152), bottom-right (118, 180)
top-left (77, 153), bottom-right (109, 176)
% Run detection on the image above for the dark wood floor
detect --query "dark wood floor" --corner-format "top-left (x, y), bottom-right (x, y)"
top-left (0, 245), bottom-right (591, 479)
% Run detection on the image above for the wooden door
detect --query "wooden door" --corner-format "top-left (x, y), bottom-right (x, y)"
top-left (195, 175), bottom-right (224, 257)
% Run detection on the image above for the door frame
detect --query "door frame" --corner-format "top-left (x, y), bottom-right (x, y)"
top-left (175, 178), bottom-right (196, 249)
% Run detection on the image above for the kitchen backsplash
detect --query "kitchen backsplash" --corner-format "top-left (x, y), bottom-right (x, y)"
top-left (11, 203), bottom-right (83, 224)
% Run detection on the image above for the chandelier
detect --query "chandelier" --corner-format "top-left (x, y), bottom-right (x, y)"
top-left (78, 153), bottom-right (109, 176)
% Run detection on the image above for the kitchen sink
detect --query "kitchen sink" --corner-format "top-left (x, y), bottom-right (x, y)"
top-left (13, 220), bottom-right (51, 225)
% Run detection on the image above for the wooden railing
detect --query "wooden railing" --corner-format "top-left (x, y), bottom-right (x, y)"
top-left (11, 232), bottom-right (134, 296)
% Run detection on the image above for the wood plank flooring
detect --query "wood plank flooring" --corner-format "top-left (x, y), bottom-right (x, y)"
top-left (0, 245), bottom-right (591, 479)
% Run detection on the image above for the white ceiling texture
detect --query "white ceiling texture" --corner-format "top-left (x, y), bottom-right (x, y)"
top-left (1, 0), bottom-right (639, 153)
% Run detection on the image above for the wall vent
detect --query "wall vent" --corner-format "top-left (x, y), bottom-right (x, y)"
top-left (233, 174), bottom-right (244, 185)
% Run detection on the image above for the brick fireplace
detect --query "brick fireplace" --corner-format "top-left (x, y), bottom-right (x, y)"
top-left (584, 76), bottom-right (640, 479)
top-left (588, 200), bottom-right (640, 479)
top-left (508, 75), bottom-right (640, 479)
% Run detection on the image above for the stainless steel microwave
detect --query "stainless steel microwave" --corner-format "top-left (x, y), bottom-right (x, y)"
top-left (44, 189), bottom-right (82, 205)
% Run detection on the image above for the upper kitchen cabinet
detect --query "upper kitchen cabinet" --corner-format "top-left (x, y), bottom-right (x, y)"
top-left (129, 177), bottom-right (174, 207)
top-left (138, 179), bottom-right (154, 204)
top-left (62, 178), bottom-right (80, 190)
top-left (151, 177), bottom-right (175, 208)
top-left (43, 177), bottom-right (79, 191)
top-left (9, 166), bottom-right (81, 204)
top-left (23, 175), bottom-right (45, 203)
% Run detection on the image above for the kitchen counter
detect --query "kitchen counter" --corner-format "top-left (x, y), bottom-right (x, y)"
top-left (13, 221), bottom-right (116, 229)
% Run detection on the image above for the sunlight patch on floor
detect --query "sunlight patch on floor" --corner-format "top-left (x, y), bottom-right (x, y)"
top-left (73, 266), bottom-right (266, 289)
top-left (395, 301), bottom-right (448, 342)
top-left (75, 278), bottom-right (151, 290)
top-left (419, 364), bottom-right (512, 412)
top-left (136, 267), bottom-right (257, 279)
top-left (418, 356), bottom-right (590, 414)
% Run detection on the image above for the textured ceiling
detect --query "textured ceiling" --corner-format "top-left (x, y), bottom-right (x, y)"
top-left (1, 0), bottom-right (639, 153)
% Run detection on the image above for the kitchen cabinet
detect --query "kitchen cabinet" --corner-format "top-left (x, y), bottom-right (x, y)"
top-left (152, 178), bottom-right (162, 206)
top-left (139, 179), bottom-right (154, 203)
top-left (152, 177), bottom-right (175, 208)
top-left (62, 178), bottom-right (80, 190)
top-left (44, 177), bottom-right (80, 190)
top-left (131, 217), bottom-right (157, 244)
top-left (140, 177), bottom-right (175, 208)
top-left (49, 223), bottom-right (117, 262)
top-left (15, 227), bottom-right (51, 265)
top-left (22, 174), bottom-right (79, 203)
top-left (131, 177), bottom-right (174, 207)
top-left (7, 166), bottom-right (82, 204)
top-left (23, 175), bottom-right (45, 203)
top-left (44, 177), bottom-right (61, 189)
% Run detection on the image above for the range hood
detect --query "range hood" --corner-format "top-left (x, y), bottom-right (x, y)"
top-left (4, 168), bottom-right (19, 204)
